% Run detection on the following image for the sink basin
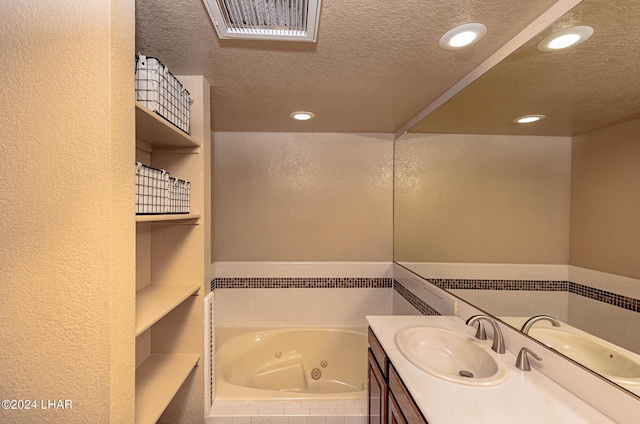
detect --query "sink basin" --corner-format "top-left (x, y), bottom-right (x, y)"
top-left (529, 328), bottom-right (640, 385)
top-left (395, 326), bottom-right (509, 386)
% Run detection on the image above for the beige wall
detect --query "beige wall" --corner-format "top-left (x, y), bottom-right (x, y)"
top-left (0, 1), bottom-right (135, 423)
top-left (570, 119), bottom-right (640, 279)
top-left (213, 132), bottom-right (393, 261)
top-left (394, 133), bottom-right (572, 264)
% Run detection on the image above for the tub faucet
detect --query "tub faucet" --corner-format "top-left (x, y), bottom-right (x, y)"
top-left (521, 315), bottom-right (561, 334)
top-left (466, 315), bottom-right (505, 354)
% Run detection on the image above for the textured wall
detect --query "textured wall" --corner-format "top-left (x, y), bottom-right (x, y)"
top-left (570, 119), bottom-right (640, 279)
top-left (0, 1), bottom-right (135, 423)
top-left (394, 133), bottom-right (572, 264)
top-left (213, 132), bottom-right (393, 261)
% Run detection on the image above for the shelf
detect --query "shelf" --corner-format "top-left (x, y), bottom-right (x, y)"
top-left (135, 354), bottom-right (200, 424)
top-left (135, 102), bottom-right (200, 149)
top-left (136, 213), bottom-right (200, 223)
top-left (136, 284), bottom-right (200, 337)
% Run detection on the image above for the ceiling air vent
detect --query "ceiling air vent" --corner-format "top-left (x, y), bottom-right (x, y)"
top-left (202, 0), bottom-right (322, 42)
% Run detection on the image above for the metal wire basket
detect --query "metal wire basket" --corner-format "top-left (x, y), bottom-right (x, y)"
top-left (136, 162), bottom-right (190, 214)
top-left (135, 54), bottom-right (192, 134)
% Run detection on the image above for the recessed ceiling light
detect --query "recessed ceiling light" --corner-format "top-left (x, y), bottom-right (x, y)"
top-left (290, 111), bottom-right (315, 121)
top-left (537, 26), bottom-right (594, 52)
top-left (439, 23), bottom-right (487, 50)
top-left (514, 114), bottom-right (546, 124)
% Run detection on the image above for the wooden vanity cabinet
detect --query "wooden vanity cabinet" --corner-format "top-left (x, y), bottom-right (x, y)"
top-left (388, 390), bottom-right (407, 424)
top-left (388, 364), bottom-right (428, 424)
top-left (368, 328), bottom-right (388, 424)
top-left (368, 327), bottom-right (428, 424)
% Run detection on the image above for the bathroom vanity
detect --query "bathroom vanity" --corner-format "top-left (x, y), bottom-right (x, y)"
top-left (366, 315), bottom-right (616, 423)
top-left (369, 325), bottom-right (426, 424)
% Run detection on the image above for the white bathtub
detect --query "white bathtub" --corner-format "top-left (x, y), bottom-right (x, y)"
top-left (215, 328), bottom-right (368, 400)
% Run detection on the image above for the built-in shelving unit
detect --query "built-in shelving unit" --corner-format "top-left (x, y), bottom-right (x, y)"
top-left (135, 354), bottom-right (201, 424)
top-left (134, 76), bottom-right (209, 423)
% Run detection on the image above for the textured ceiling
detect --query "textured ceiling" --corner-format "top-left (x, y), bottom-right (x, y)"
top-left (409, 0), bottom-right (640, 136)
top-left (135, 0), bottom-right (558, 133)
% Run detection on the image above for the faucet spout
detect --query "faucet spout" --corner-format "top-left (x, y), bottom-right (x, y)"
top-left (466, 314), bottom-right (505, 354)
top-left (521, 315), bottom-right (561, 334)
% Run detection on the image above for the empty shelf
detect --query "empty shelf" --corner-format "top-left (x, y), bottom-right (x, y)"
top-left (136, 285), bottom-right (200, 336)
top-left (135, 354), bottom-right (200, 424)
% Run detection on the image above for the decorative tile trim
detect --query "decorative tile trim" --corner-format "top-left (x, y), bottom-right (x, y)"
top-left (393, 280), bottom-right (441, 316)
top-left (422, 278), bottom-right (640, 314)
top-left (430, 279), bottom-right (568, 291)
top-left (568, 281), bottom-right (640, 313)
top-left (211, 277), bottom-right (392, 291)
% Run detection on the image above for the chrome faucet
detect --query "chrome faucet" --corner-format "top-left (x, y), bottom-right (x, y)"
top-left (520, 315), bottom-right (561, 334)
top-left (516, 347), bottom-right (542, 371)
top-left (466, 315), bottom-right (505, 354)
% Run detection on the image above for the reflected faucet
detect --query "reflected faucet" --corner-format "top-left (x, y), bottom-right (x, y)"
top-left (521, 315), bottom-right (561, 334)
top-left (466, 315), bottom-right (505, 354)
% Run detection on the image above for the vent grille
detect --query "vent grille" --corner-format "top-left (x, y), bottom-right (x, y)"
top-left (203, 0), bottom-right (322, 42)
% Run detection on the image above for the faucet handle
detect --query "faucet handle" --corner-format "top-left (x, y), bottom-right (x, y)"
top-left (516, 347), bottom-right (542, 371)
top-left (471, 320), bottom-right (487, 340)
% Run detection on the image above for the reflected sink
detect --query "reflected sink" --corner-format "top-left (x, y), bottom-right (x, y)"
top-left (396, 326), bottom-right (509, 387)
top-left (529, 328), bottom-right (640, 385)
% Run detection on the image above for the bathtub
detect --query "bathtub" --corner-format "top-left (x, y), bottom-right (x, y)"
top-left (215, 328), bottom-right (368, 400)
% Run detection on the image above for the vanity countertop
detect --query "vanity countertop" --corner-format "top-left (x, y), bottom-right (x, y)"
top-left (367, 315), bottom-right (615, 423)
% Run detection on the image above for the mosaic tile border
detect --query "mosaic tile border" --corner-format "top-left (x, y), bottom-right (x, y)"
top-left (426, 278), bottom-right (640, 314)
top-left (429, 279), bottom-right (568, 291)
top-left (393, 281), bottom-right (441, 316)
top-left (568, 281), bottom-right (640, 313)
top-left (211, 277), bottom-right (392, 291)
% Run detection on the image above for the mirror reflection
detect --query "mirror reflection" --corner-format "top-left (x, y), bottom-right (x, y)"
top-left (394, 0), bottom-right (640, 397)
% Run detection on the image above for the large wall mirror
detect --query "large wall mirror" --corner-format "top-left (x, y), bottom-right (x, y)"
top-left (394, 0), bottom-right (640, 398)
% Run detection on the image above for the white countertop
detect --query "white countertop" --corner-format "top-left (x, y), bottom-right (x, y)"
top-left (367, 315), bottom-right (615, 423)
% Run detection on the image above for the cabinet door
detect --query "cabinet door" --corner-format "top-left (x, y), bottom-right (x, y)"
top-left (368, 348), bottom-right (387, 424)
top-left (388, 391), bottom-right (407, 424)
top-left (389, 365), bottom-right (428, 424)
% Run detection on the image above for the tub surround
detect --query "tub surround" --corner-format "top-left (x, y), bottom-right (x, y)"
top-left (367, 315), bottom-right (615, 423)
top-left (207, 399), bottom-right (367, 423)
top-left (208, 262), bottom-right (393, 421)
top-left (210, 262), bottom-right (394, 328)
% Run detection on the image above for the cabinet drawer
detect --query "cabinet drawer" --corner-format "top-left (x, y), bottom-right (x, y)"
top-left (389, 364), bottom-right (428, 424)
top-left (368, 327), bottom-right (388, 378)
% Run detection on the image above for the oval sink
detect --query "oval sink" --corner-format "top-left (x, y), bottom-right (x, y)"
top-left (396, 326), bottom-right (509, 387)
top-left (529, 328), bottom-right (640, 385)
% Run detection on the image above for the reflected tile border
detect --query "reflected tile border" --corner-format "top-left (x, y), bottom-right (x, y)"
top-left (393, 281), bottom-right (441, 316)
top-left (427, 278), bottom-right (640, 313)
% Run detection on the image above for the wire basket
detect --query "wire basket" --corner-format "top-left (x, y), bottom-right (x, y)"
top-left (135, 54), bottom-right (191, 134)
top-left (136, 162), bottom-right (190, 214)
